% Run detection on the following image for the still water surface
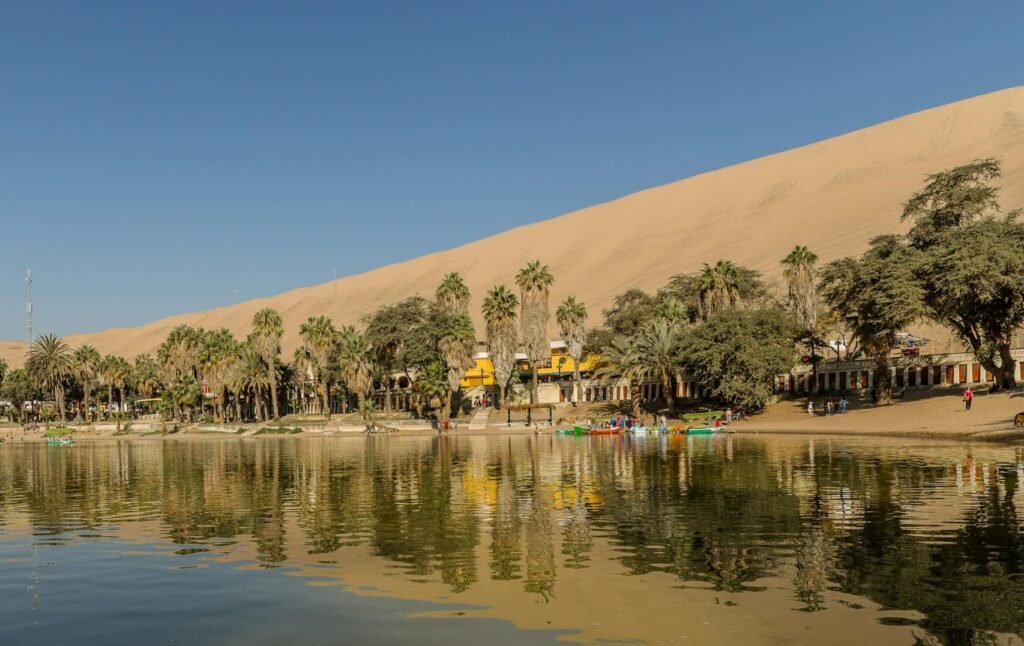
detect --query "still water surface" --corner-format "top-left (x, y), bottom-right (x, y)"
top-left (2, 434), bottom-right (1023, 645)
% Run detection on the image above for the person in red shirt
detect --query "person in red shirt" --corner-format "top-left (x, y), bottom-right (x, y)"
top-left (963, 387), bottom-right (974, 411)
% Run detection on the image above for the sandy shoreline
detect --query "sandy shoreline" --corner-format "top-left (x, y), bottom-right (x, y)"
top-left (6, 389), bottom-right (1024, 445)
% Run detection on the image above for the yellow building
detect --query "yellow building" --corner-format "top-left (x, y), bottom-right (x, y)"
top-left (459, 341), bottom-right (600, 389)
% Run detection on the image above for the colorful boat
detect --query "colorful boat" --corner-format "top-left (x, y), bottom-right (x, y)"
top-left (628, 425), bottom-right (648, 433)
top-left (571, 424), bottom-right (591, 435)
top-left (685, 427), bottom-right (717, 435)
top-left (46, 437), bottom-right (75, 446)
top-left (589, 427), bottom-right (621, 435)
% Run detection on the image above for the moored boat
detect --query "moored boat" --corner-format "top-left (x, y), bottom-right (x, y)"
top-left (46, 437), bottom-right (75, 446)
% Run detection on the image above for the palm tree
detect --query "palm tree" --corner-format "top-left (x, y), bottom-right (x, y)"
top-left (482, 285), bottom-right (519, 409)
top-left (100, 355), bottom-right (132, 420)
top-left (697, 260), bottom-right (741, 320)
top-left (202, 328), bottom-right (239, 422)
top-left (435, 274), bottom-right (476, 416)
top-left (158, 325), bottom-right (201, 382)
top-left (250, 308), bottom-right (284, 420)
top-left (133, 354), bottom-right (162, 399)
top-left (337, 326), bottom-right (375, 417)
top-left (782, 245), bottom-right (820, 389)
top-left (299, 315), bottom-right (338, 419)
top-left (435, 272), bottom-right (471, 314)
top-left (232, 343), bottom-right (270, 422)
top-left (556, 296), bottom-right (587, 407)
top-left (592, 335), bottom-right (644, 419)
top-left (25, 334), bottom-right (73, 424)
top-left (72, 345), bottom-right (101, 422)
top-left (632, 321), bottom-right (682, 415)
top-left (515, 260), bottom-right (555, 404)
top-left (439, 313), bottom-right (476, 419)
top-left (418, 360), bottom-right (451, 423)
top-left (782, 245), bottom-right (820, 329)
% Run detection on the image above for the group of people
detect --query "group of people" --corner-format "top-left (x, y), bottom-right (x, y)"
top-left (807, 396), bottom-right (849, 416)
top-left (472, 394), bottom-right (492, 408)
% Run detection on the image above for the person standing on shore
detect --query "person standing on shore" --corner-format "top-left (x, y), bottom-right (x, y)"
top-left (807, 401), bottom-right (814, 416)
top-left (963, 387), bottom-right (974, 411)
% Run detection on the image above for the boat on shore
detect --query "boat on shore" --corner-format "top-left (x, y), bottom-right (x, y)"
top-left (46, 437), bottom-right (75, 446)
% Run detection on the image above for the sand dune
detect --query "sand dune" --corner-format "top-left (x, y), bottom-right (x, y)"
top-left (4, 87), bottom-right (1023, 366)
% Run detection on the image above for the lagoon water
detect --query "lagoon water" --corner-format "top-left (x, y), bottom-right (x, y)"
top-left (1, 434), bottom-right (1023, 645)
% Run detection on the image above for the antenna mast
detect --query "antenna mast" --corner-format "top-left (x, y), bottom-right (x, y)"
top-left (25, 269), bottom-right (33, 344)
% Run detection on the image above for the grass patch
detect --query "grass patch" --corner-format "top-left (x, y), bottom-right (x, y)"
top-left (253, 427), bottom-right (304, 436)
top-left (681, 411), bottom-right (724, 422)
top-left (44, 428), bottom-right (73, 438)
top-left (235, 428), bottom-right (248, 434)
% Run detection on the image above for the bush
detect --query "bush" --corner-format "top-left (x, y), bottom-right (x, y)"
top-left (44, 427), bottom-right (72, 438)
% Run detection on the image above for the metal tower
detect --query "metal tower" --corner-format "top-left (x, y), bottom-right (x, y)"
top-left (25, 269), bottom-right (33, 344)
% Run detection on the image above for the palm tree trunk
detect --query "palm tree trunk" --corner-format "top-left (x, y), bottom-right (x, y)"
top-left (661, 371), bottom-right (676, 415)
top-left (383, 378), bottom-right (393, 414)
top-left (357, 392), bottom-right (367, 419)
top-left (269, 366), bottom-right (279, 420)
top-left (56, 384), bottom-right (66, 423)
top-left (873, 355), bottom-right (892, 405)
top-left (572, 367), bottom-right (582, 407)
top-left (630, 381), bottom-right (641, 419)
top-left (83, 387), bottom-right (91, 424)
top-left (108, 386), bottom-right (114, 421)
top-left (531, 366), bottom-right (539, 404)
top-left (234, 396), bottom-right (242, 424)
top-left (321, 382), bottom-right (331, 420)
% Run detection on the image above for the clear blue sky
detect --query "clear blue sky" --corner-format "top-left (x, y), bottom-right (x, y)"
top-left (2, 1), bottom-right (1022, 341)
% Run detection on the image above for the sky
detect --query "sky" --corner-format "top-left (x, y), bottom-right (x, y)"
top-left (1, 1), bottom-right (1022, 341)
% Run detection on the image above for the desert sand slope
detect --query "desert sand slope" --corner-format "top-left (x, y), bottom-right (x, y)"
top-left (4, 87), bottom-right (1023, 366)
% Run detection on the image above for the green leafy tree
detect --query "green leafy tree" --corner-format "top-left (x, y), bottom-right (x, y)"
top-left (515, 260), bottom-right (554, 404)
top-left (482, 285), bottom-right (519, 409)
top-left (364, 297), bottom-right (435, 413)
top-left (601, 289), bottom-right (657, 337)
top-left (679, 308), bottom-right (798, 411)
top-left (819, 236), bottom-right (926, 403)
top-left (25, 334), bottom-right (74, 423)
top-left (0, 368), bottom-right (35, 423)
top-left (250, 308), bottom-right (284, 419)
top-left (556, 295), bottom-right (588, 407)
top-left (902, 158), bottom-right (1024, 390)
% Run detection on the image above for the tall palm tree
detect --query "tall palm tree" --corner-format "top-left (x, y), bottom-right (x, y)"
top-left (250, 308), bottom-right (284, 420)
top-left (25, 334), bottom-right (73, 424)
top-left (439, 313), bottom-right (476, 419)
top-left (782, 245), bottom-right (820, 390)
top-left (697, 260), bottom-right (741, 320)
top-left (515, 260), bottom-right (555, 404)
top-left (299, 315), bottom-right (338, 419)
top-left (435, 272), bottom-right (471, 314)
top-left (100, 355), bottom-right (132, 419)
top-left (782, 245), bottom-right (820, 330)
top-left (337, 326), bottom-right (375, 418)
top-left (482, 285), bottom-right (519, 409)
top-left (555, 296), bottom-right (587, 407)
top-left (435, 273), bottom-right (476, 416)
top-left (72, 345), bottom-right (101, 422)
